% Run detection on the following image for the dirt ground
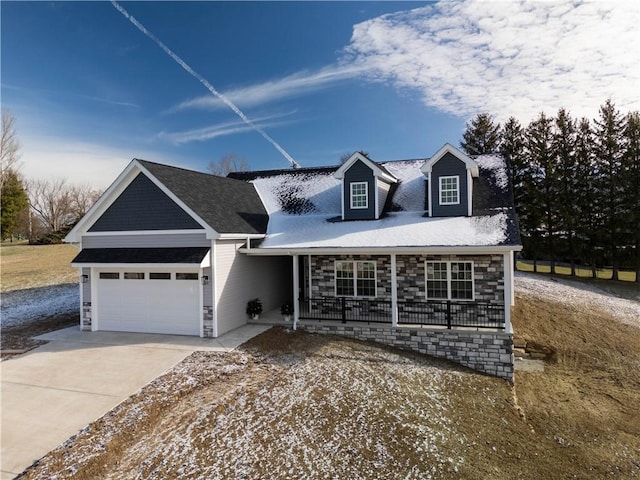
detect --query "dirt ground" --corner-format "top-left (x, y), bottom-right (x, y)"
top-left (0, 312), bottom-right (79, 357)
top-left (16, 285), bottom-right (640, 479)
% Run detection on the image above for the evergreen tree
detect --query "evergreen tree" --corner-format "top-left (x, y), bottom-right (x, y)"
top-left (574, 117), bottom-right (599, 277)
top-left (622, 111), bottom-right (640, 283)
top-left (0, 170), bottom-right (29, 240)
top-left (553, 109), bottom-right (579, 275)
top-left (526, 112), bottom-right (557, 272)
top-left (593, 99), bottom-right (625, 280)
top-left (460, 113), bottom-right (501, 155)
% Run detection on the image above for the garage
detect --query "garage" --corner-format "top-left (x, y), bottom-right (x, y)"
top-left (72, 247), bottom-right (211, 337)
top-left (95, 269), bottom-right (201, 336)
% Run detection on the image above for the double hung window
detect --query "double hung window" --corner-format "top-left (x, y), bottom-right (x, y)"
top-left (335, 261), bottom-right (376, 297)
top-left (426, 261), bottom-right (473, 300)
top-left (350, 182), bottom-right (368, 209)
top-left (439, 176), bottom-right (460, 205)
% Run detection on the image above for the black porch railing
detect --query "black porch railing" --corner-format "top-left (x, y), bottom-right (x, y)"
top-left (299, 297), bottom-right (505, 330)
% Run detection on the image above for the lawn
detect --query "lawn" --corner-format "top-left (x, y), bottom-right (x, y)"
top-left (0, 242), bottom-right (78, 292)
top-left (18, 275), bottom-right (640, 479)
top-left (517, 259), bottom-right (637, 282)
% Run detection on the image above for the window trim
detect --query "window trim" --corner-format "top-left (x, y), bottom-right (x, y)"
top-left (334, 260), bottom-right (377, 298)
top-left (439, 175), bottom-right (460, 205)
top-left (425, 260), bottom-right (474, 301)
top-left (350, 182), bottom-right (369, 209)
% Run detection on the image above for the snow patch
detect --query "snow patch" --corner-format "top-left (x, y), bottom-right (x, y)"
top-left (515, 272), bottom-right (640, 329)
top-left (1, 284), bottom-right (78, 328)
top-left (475, 154), bottom-right (508, 191)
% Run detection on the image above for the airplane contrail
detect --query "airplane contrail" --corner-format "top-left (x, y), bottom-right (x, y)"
top-left (111, 0), bottom-right (301, 169)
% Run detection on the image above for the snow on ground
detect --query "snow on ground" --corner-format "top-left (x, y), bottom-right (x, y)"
top-left (0, 283), bottom-right (78, 328)
top-left (261, 211), bottom-right (507, 249)
top-left (515, 272), bottom-right (640, 329)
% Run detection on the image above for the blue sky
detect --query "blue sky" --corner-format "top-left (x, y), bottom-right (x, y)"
top-left (2, 1), bottom-right (638, 189)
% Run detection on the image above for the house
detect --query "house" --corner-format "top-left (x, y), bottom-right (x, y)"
top-left (65, 143), bottom-right (521, 380)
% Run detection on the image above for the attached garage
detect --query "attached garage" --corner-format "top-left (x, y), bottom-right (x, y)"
top-left (72, 247), bottom-right (211, 337)
top-left (95, 269), bottom-right (200, 335)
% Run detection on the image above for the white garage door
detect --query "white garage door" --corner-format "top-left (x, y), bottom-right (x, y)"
top-left (96, 270), bottom-right (200, 336)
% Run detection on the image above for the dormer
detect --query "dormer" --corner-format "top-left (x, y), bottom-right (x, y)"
top-left (421, 144), bottom-right (479, 217)
top-left (334, 152), bottom-right (398, 220)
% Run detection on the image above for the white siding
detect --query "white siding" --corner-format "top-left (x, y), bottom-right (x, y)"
top-left (215, 240), bottom-right (290, 336)
top-left (82, 233), bottom-right (209, 248)
top-left (377, 179), bottom-right (392, 218)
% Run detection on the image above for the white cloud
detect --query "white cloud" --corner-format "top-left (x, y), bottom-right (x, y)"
top-left (345, 0), bottom-right (640, 122)
top-left (169, 64), bottom-right (367, 113)
top-left (18, 135), bottom-right (169, 190)
top-left (158, 111), bottom-right (296, 145)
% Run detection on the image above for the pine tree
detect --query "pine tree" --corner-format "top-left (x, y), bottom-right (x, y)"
top-left (574, 117), bottom-right (599, 277)
top-left (553, 109), bottom-right (579, 275)
top-left (593, 99), bottom-right (626, 280)
top-left (526, 112), bottom-right (557, 272)
top-left (460, 113), bottom-right (501, 155)
top-left (622, 111), bottom-right (640, 283)
top-left (0, 170), bottom-right (29, 241)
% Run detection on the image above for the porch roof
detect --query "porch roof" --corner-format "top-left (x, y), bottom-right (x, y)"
top-left (251, 210), bottom-right (519, 251)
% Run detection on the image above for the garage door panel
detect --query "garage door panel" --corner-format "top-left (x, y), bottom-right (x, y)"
top-left (97, 271), bottom-right (200, 336)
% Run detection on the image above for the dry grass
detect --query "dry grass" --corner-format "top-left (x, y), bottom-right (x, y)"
top-left (0, 243), bottom-right (78, 292)
top-left (17, 283), bottom-right (640, 479)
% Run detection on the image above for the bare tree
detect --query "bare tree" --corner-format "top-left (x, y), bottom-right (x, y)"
top-left (339, 150), bottom-right (370, 164)
top-left (207, 153), bottom-right (249, 176)
top-left (1, 109), bottom-right (22, 190)
top-left (70, 184), bottom-right (103, 220)
top-left (27, 178), bottom-right (75, 233)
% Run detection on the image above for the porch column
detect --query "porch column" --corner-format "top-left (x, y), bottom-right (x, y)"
top-left (292, 254), bottom-right (299, 330)
top-left (503, 252), bottom-right (513, 333)
top-left (391, 254), bottom-right (398, 327)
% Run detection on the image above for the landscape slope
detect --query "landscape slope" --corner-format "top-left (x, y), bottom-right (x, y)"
top-left (17, 273), bottom-right (640, 479)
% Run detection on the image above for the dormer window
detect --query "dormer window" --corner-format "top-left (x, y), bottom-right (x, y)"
top-left (439, 176), bottom-right (460, 205)
top-left (350, 182), bottom-right (368, 209)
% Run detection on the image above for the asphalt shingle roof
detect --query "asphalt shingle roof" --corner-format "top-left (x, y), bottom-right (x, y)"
top-left (72, 247), bottom-right (210, 264)
top-left (137, 160), bottom-right (268, 234)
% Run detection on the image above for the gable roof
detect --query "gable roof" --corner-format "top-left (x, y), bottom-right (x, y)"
top-left (420, 143), bottom-right (479, 177)
top-left (136, 160), bottom-right (268, 235)
top-left (66, 159), bottom-right (269, 243)
top-left (334, 152), bottom-right (398, 183)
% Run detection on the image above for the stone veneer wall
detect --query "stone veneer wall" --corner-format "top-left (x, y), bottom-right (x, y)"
top-left (310, 254), bottom-right (504, 306)
top-left (298, 323), bottom-right (514, 382)
top-left (203, 306), bottom-right (214, 338)
top-left (81, 302), bottom-right (92, 331)
top-left (396, 254), bottom-right (504, 304)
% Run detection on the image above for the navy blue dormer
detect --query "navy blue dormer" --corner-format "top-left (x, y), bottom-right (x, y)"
top-left (334, 152), bottom-right (398, 221)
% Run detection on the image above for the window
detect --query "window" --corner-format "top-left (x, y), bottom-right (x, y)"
top-left (439, 176), bottom-right (459, 205)
top-left (335, 260), bottom-right (376, 297)
top-left (99, 272), bottom-right (119, 280)
top-left (176, 272), bottom-right (198, 280)
top-left (149, 273), bottom-right (171, 280)
top-left (350, 182), bottom-right (368, 209)
top-left (426, 261), bottom-right (474, 300)
top-left (124, 272), bottom-right (145, 280)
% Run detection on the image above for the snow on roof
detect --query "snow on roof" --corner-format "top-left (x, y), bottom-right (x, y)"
top-left (259, 211), bottom-right (508, 249)
top-left (475, 154), bottom-right (508, 191)
top-left (249, 155), bottom-right (514, 250)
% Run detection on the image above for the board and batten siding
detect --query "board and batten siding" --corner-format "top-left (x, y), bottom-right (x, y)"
top-left (343, 160), bottom-right (376, 220)
top-left (81, 233), bottom-right (209, 249)
top-left (430, 152), bottom-right (469, 217)
top-left (377, 179), bottom-right (392, 218)
top-left (215, 239), bottom-right (290, 336)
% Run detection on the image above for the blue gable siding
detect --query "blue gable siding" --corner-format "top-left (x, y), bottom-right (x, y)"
top-left (343, 160), bottom-right (376, 220)
top-left (431, 152), bottom-right (468, 217)
top-left (89, 173), bottom-right (203, 231)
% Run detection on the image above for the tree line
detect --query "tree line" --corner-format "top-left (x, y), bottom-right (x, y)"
top-left (0, 109), bottom-right (103, 243)
top-left (460, 99), bottom-right (640, 283)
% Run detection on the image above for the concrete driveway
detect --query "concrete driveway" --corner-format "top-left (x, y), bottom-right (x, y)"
top-left (0, 324), bottom-right (270, 479)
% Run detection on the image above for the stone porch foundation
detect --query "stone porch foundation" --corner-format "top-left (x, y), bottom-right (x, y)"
top-left (298, 322), bottom-right (514, 382)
